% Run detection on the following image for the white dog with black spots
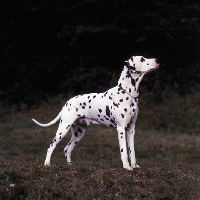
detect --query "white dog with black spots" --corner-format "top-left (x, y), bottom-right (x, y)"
top-left (32, 56), bottom-right (159, 170)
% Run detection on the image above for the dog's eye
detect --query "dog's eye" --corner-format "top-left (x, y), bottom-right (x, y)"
top-left (140, 57), bottom-right (145, 62)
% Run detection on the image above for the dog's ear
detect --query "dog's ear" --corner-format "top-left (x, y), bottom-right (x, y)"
top-left (125, 60), bottom-right (136, 72)
top-left (124, 61), bottom-right (130, 68)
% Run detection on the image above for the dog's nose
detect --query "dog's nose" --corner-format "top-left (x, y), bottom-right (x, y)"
top-left (155, 58), bottom-right (159, 64)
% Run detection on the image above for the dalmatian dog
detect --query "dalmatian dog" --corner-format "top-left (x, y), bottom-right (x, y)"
top-left (32, 56), bottom-right (159, 170)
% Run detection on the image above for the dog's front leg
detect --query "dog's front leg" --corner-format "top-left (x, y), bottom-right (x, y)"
top-left (127, 109), bottom-right (140, 169)
top-left (117, 125), bottom-right (132, 170)
top-left (127, 125), bottom-right (139, 169)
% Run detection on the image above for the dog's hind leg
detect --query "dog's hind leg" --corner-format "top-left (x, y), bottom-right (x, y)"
top-left (64, 123), bottom-right (87, 164)
top-left (44, 110), bottom-right (76, 166)
top-left (44, 123), bottom-right (71, 166)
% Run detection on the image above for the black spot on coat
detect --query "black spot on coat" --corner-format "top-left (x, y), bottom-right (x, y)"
top-left (77, 128), bottom-right (82, 133)
top-left (130, 103), bottom-right (134, 107)
top-left (140, 57), bottom-right (145, 62)
top-left (66, 125), bottom-right (70, 129)
top-left (131, 78), bottom-right (136, 87)
top-left (106, 106), bottom-right (110, 117)
top-left (113, 102), bottom-right (119, 108)
top-left (75, 131), bottom-right (78, 137)
top-left (110, 119), bottom-right (116, 124)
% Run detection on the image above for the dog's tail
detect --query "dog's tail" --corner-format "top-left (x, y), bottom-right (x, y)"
top-left (32, 112), bottom-right (61, 127)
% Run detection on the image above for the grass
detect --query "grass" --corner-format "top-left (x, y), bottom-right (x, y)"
top-left (0, 104), bottom-right (200, 200)
top-left (138, 92), bottom-right (200, 133)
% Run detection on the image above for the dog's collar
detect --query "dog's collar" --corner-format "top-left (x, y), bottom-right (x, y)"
top-left (118, 85), bottom-right (138, 101)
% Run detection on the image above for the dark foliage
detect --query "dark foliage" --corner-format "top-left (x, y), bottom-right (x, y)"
top-left (0, 0), bottom-right (199, 106)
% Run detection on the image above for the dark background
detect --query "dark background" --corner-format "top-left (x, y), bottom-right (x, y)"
top-left (0, 0), bottom-right (199, 107)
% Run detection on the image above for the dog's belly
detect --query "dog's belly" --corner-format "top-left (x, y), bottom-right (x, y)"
top-left (75, 117), bottom-right (100, 126)
top-left (75, 116), bottom-right (117, 128)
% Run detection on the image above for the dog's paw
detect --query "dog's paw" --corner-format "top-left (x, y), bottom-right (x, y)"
top-left (44, 162), bottom-right (51, 166)
top-left (67, 162), bottom-right (72, 165)
top-left (123, 165), bottom-right (133, 171)
top-left (132, 163), bottom-right (140, 169)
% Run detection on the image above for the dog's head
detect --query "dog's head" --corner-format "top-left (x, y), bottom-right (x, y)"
top-left (125, 56), bottom-right (159, 74)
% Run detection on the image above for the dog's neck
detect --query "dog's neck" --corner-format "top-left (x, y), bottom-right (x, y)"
top-left (118, 65), bottom-right (145, 99)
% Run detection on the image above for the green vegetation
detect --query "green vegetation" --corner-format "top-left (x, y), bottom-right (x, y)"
top-left (0, 95), bottom-right (199, 199)
top-left (138, 91), bottom-right (200, 133)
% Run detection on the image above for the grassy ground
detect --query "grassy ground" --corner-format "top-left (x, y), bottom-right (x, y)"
top-left (0, 105), bottom-right (199, 200)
